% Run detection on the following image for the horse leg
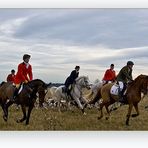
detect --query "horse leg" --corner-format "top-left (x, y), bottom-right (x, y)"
top-left (132, 103), bottom-right (139, 117)
top-left (39, 96), bottom-right (44, 108)
top-left (105, 103), bottom-right (111, 120)
top-left (2, 100), bottom-right (13, 122)
top-left (67, 101), bottom-right (73, 111)
top-left (126, 103), bottom-right (133, 126)
top-left (16, 105), bottom-right (26, 123)
top-left (74, 97), bottom-right (86, 115)
top-left (4, 101), bottom-right (13, 120)
top-left (98, 99), bottom-right (104, 120)
top-left (97, 103), bottom-right (104, 120)
top-left (26, 105), bottom-right (34, 125)
top-left (57, 100), bottom-right (62, 113)
top-left (80, 97), bottom-right (88, 109)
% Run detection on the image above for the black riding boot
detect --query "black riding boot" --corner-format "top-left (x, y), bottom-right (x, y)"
top-left (119, 89), bottom-right (127, 104)
top-left (11, 87), bottom-right (19, 102)
top-left (118, 91), bottom-right (124, 103)
top-left (118, 82), bottom-right (127, 103)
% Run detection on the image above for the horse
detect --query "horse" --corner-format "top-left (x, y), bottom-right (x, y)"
top-left (82, 80), bottom-right (103, 109)
top-left (87, 79), bottom-right (106, 107)
top-left (54, 76), bottom-right (91, 114)
top-left (44, 86), bottom-right (57, 102)
top-left (0, 79), bottom-right (50, 125)
top-left (95, 74), bottom-right (148, 125)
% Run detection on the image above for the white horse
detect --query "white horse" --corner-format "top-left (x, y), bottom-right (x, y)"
top-left (83, 80), bottom-right (103, 108)
top-left (54, 76), bottom-right (91, 114)
top-left (87, 80), bottom-right (103, 100)
top-left (45, 86), bottom-right (57, 101)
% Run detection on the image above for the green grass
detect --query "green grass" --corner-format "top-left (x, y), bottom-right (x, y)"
top-left (0, 97), bottom-right (148, 131)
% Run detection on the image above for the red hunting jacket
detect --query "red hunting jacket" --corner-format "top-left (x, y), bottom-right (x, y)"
top-left (102, 69), bottom-right (116, 82)
top-left (14, 62), bottom-right (33, 84)
top-left (7, 74), bottom-right (15, 83)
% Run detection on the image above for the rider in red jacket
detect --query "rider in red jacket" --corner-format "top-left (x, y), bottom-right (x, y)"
top-left (102, 64), bottom-right (116, 84)
top-left (14, 55), bottom-right (33, 85)
top-left (6, 69), bottom-right (15, 83)
top-left (12, 54), bottom-right (33, 101)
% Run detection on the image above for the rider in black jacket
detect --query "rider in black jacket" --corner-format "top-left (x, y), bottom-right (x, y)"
top-left (64, 66), bottom-right (80, 94)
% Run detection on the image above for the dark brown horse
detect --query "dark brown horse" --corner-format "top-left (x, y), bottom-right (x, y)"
top-left (0, 79), bottom-right (50, 125)
top-left (90, 74), bottom-right (148, 125)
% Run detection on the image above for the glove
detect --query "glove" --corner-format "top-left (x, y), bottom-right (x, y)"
top-left (128, 80), bottom-right (133, 84)
top-left (24, 80), bottom-right (28, 83)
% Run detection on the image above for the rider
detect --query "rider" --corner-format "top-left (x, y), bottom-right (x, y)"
top-left (116, 61), bottom-right (134, 103)
top-left (64, 66), bottom-right (80, 95)
top-left (102, 64), bottom-right (116, 85)
top-left (6, 69), bottom-right (16, 83)
top-left (12, 54), bottom-right (33, 102)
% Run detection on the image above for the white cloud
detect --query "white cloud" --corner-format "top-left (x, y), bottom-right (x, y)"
top-left (0, 17), bottom-right (28, 36)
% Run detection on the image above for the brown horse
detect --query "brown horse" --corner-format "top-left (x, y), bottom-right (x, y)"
top-left (0, 79), bottom-right (50, 125)
top-left (93, 74), bottom-right (148, 125)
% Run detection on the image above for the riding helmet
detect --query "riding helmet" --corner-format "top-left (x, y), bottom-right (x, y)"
top-left (23, 54), bottom-right (31, 60)
top-left (110, 64), bottom-right (114, 67)
top-left (75, 66), bottom-right (80, 69)
top-left (127, 61), bottom-right (134, 65)
top-left (11, 69), bottom-right (15, 73)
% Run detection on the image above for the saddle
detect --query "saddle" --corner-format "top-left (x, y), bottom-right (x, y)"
top-left (62, 86), bottom-right (73, 100)
top-left (110, 82), bottom-right (124, 96)
top-left (110, 82), bottom-right (128, 104)
top-left (13, 83), bottom-right (33, 100)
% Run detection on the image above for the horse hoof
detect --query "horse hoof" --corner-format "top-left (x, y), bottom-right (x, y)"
top-left (97, 116), bottom-right (102, 120)
top-left (110, 107), bottom-right (117, 112)
top-left (126, 121), bottom-right (129, 126)
top-left (16, 119), bottom-right (20, 123)
top-left (132, 114), bottom-right (138, 117)
top-left (126, 123), bottom-right (129, 126)
top-left (3, 115), bottom-right (7, 122)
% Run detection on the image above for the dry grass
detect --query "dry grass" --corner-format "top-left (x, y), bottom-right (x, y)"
top-left (0, 95), bottom-right (148, 131)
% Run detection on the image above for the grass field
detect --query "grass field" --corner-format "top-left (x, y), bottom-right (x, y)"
top-left (0, 96), bottom-right (148, 131)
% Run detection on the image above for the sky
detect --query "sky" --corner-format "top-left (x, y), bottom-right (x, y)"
top-left (0, 8), bottom-right (148, 83)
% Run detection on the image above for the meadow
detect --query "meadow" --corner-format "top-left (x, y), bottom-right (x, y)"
top-left (0, 96), bottom-right (148, 131)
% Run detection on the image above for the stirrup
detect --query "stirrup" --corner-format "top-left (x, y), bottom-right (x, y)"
top-left (118, 97), bottom-right (127, 104)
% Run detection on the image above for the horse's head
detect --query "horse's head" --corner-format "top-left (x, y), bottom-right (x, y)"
top-left (75, 76), bottom-right (91, 89)
top-left (27, 79), bottom-right (51, 104)
top-left (141, 75), bottom-right (148, 95)
top-left (132, 74), bottom-right (148, 95)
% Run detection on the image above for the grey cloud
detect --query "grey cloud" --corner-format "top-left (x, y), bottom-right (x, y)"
top-left (10, 9), bottom-right (148, 48)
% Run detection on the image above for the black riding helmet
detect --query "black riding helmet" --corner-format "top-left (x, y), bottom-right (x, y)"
top-left (23, 54), bottom-right (31, 60)
top-left (75, 66), bottom-right (80, 70)
top-left (127, 61), bottom-right (134, 66)
top-left (11, 69), bottom-right (15, 73)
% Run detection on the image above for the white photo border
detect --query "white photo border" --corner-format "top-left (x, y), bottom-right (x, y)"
top-left (0, 0), bottom-right (148, 148)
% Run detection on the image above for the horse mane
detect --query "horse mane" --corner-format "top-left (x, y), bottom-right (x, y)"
top-left (30, 79), bottom-right (45, 84)
top-left (76, 76), bottom-right (87, 81)
top-left (26, 79), bottom-right (46, 88)
top-left (129, 74), bottom-right (148, 87)
top-left (29, 79), bottom-right (52, 88)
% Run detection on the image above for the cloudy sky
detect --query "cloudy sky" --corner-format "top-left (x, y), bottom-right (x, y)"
top-left (0, 9), bottom-right (148, 83)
